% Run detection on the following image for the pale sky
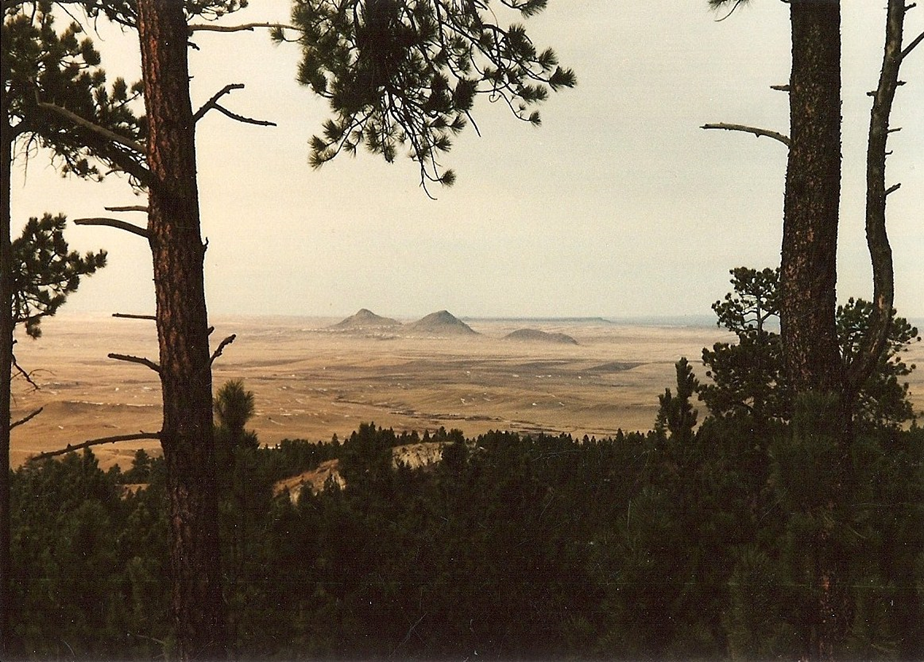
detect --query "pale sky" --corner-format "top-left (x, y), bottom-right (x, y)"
top-left (10, 1), bottom-right (924, 320)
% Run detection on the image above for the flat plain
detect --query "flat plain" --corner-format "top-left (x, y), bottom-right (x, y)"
top-left (11, 312), bottom-right (924, 470)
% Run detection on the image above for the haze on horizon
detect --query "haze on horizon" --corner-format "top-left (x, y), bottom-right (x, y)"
top-left (9, 1), bottom-right (924, 320)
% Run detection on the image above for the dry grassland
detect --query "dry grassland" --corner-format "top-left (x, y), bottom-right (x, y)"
top-left (11, 313), bottom-right (924, 471)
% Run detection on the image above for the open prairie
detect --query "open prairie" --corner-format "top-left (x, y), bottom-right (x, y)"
top-left (11, 313), bottom-right (924, 470)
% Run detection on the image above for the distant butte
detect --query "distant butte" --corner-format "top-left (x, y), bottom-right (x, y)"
top-left (331, 308), bottom-right (402, 330)
top-left (503, 328), bottom-right (579, 345)
top-left (406, 310), bottom-right (478, 335)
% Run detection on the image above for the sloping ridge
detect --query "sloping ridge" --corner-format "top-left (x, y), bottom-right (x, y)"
top-left (407, 310), bottom-right (478, 335)
top-left (331, 308), bottom-right (401, 330)
top-left (503, 328), bottom-right (578, 345)
top-left (273, 443), bottom-right (445, 501)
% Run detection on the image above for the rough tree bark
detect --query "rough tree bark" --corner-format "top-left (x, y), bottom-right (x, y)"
top-left (782, 4), bottom-right (851, 658)
top-left (847, 0), bottom-right (909, 392)
top-left (135, 0), bottom-right (227, 658)
top-left (781, 0), bottom-right (845, 396)
top-left (0, 68), bottom-right (15, 659)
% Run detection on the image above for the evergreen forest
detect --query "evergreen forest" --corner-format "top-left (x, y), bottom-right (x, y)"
top-left (8, 378), bottom-right (924, 659)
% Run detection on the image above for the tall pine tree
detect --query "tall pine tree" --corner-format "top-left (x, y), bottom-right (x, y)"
top-left (1, 4), bottom-right (142, 652)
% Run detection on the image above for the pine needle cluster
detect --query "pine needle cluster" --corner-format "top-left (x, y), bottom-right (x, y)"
top-left (282, 0), bottom-right (576, 193)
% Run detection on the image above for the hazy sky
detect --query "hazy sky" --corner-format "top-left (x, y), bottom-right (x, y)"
top-left (10, 1), bottom-right (924, 319)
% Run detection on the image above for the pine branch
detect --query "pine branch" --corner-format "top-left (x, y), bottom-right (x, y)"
top-left (701, 123), bottom-right (791, 147)
top-left (33, 432), bottom-right (162, 461)
top-left (193, 83), bottom-right (244, 122)
top-left (209, 334), bottom-right (237, 367)
top-left (188, 22), bottom-right (297, 33)
top-left (902, 30), bottom-right (924, 59)
top-left (113, 313), bottom-right (156, 321)
top-left (35, 93), bottom-right (146, 155)
top-left (12, 354), bottom-right (40, 391)
top-left (193, 84), bottom-right (276, 126)
top-left (109, 353), bottom-right (161, 373)
top-left (105, 205), bottom-right (148, 213)
top-left (11, 407), bottom-right (44, 431)
top-left (74, 217), bottom-right (150, 239)
top-left (209, 104), bottom-right (277, 127)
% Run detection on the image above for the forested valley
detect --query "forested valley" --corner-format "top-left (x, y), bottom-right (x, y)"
top-left (8, 385), bottom-right (924, 659)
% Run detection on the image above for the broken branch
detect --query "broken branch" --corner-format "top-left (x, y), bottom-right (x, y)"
top-left (33, 432), bottom-right (162, 461)
top-left (74, 217), bottom-right (150, 239)
top-left (193, 84), bottom-right (276, 127)
top-left (113, 313), bottom-right (156, 321)
top-left (210, 104), bottom-right (277, 127)
top-left (902, 30), bottom-right (924, 59)
top-left (194, 83), bottom-right (244, 122)
top-left (11, 407), bottom-right (44, 431)
top-left (105, 205), bottom-right (148, 213)
top-left (209, 334), bottom-right (237, 367)
top-left (701, 123), bottom-right (791, 147)
top-left (12, 354), bottom-right (40, 391)
top-left (109, 353), bottom-right (161, 373)
top-left (188, 22), bottom-right (297, 33)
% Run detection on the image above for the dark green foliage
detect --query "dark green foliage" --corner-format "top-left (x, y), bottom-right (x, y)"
top-left (701, 267), bottom-right (788, 424)
top-left (285, 0), bottom-right (576, 190)
top-left (9, 451), bottom-right (170, 659)
top-left (11, 214), bottom-right (106, 338)
top-left (701, 267), bottom-right (920, 427)
top-left (655, 356), bottom-right (699, 443)
top-left (838, 297), bottom-right (920, 428)
top-left (3, 1), bottom-right (147, 183)
top-left (214, 378), bottom-right (258, 452)
top-left (9, 415), bottom-right (923, 659)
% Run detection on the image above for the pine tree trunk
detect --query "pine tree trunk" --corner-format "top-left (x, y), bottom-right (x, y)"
top-left (781, 0), bottom-right (844, 395)
top-left (0, 75), bottom-right (16, 660)
top-left (782, 2), bottom-right (850, 658)
top-left (135, 1), bottom-right (227, 658)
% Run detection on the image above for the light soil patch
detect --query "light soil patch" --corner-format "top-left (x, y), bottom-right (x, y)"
top-left (13, 313), bottom-right (924, 471)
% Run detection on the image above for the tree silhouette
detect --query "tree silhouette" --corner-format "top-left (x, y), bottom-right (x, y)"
top-left (705, 1), bottom-right (924, 656)
top-left (701, 268), bottom-right (919, 428)
top-left (1, 4), bottom-right (142, 652)
top-left (11, 214), bottom-right (107, 339)
top-left (214, 379), bottom-right (257, 451)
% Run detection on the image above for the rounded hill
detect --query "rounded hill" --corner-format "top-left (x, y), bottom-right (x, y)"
top-left (503, 328), bottom-right (579, 345)
top-left (331, 309), bottom-right (401, 330)
top-left (406, 310), bottom-right (478, 336)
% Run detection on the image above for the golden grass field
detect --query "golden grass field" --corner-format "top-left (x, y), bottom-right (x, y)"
top-left (11, 312), bottom-right (924, 471)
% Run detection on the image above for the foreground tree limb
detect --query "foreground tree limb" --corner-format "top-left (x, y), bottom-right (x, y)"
top-left (188, 21), bottom-right (296, 33)
top-left (701, 122), bottom-right (791, 147)
top-left (847, 0), bottom-right (908, 392)
top-left (74, 217), bottom-right (150, 239)
top-left (35, 96), bottom-right (147, 156)
top-left (32, 432), bottom-right (162, 461)
top-left (105, 205), bottom-right (148, 213)
top-left (208, 334), bottom-right (236, 368)
top-left (194, 84), bottom-right (276, 127)
top-left (10, 407), bottom-right (42, 431)
top-left (109, 352), bottom-right (161, 373)
top-left (113, 313), bottom-right (157, 321)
